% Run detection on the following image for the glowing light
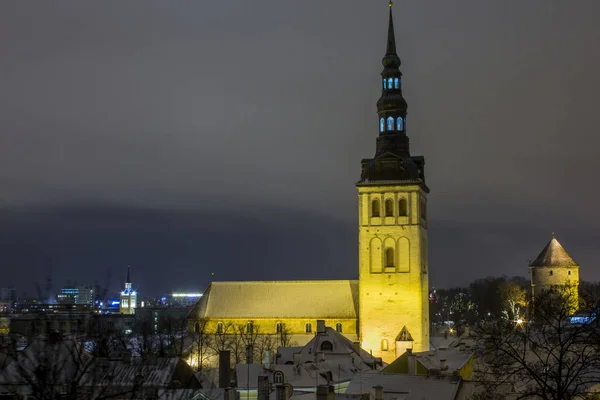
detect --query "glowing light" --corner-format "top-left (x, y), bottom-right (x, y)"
top-left (172, 293), bottom-right (203, 298)
top-left (449, 328), bottom-right (454, 334)
top-left (516, 318), bottom-right (524, 325)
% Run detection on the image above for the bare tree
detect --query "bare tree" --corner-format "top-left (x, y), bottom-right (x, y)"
top-left (474, 285), bottom-right (600, 400)
top-left (277, 323), bottom-right (293, 348)
top-left (189, 318), bottom-right (212, 371)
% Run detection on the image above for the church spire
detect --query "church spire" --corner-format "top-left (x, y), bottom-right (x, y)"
top-left (126, 266), bottom-right (130, 284)
top-left (385, 2), bottom-right (397, 57)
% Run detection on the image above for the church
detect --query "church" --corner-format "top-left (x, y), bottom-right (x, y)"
top-left (188, 3), bottom-right (429, 364)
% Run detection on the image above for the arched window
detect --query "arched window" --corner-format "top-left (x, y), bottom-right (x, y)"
top-left (568, 270), bottom-right (571, 276)
top-left (335, 323), bottom-right (342, 333)
top-left (386, 248), bottom-right (395, 267)
top-left (387, 78), bottom-right (393, 89)
top-left (371, 199), bottom-right (380, 217)
top-left (321, 341), bottom-right (333, 351)
top-left (397, 118), bottom-right (403, 131)
top-left (383, 79), bottom-right (387, 89)
top-left (274, 371), bottom-right (284, 384)
top-left (398, 199), bottom-right (407, 216)
top-left (385, 199), bottom-right (394, 217)
top-left (246, 321), bottom-right (254, 334)
top-left (387, 117), bottom-right (394, 131)
top-left (379, 118), bottom-right (385, 133)
top-left (216, 322), bottom-right (224, 334)
top-left (420, 200), bottom-right (427, 221)
top-left (381, 339), bottom-right (389, 351)
top-left (394, 77), bottom-right (399, 89)
top-left (276, 322), bottom-right (282, 333)
top-left (305, 323), bottom-right (312, 333)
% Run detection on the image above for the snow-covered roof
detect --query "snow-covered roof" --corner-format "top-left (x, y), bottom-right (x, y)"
top-left (189, 280), bottom-right (358, 319)
top-left (346, 373), bottom-right (460, 400)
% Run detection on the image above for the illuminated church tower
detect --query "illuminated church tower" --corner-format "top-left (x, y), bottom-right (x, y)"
top-left (120, 266), bottom-right (137, 315)
top-left (357, 2), bottom-right (430, 362)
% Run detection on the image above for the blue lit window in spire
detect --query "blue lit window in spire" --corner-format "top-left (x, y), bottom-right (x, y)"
top-left (387, 78), bottom-right (393, 89)
top-left (383, 79), bottom-right (387, 89)
top-left (397, 117), bottom-right (403, 131)
top-left (387, 117), bottom-right (394, 131)
top-left (380, 118), bottom-right (385, 132)
top-left (394, 78), bottom-right (399, 89)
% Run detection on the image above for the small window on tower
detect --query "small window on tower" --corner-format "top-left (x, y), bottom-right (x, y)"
top-left (246, 321), bottom-right (254, 334)
top-left (387, 78), bottom-right (393, 88)
top-left (305, 323), bottom-right (312, 333)
top-left (216, 322), bottom-right (224, 334)
top-left (399, 199), bottom-right (407, 216)
top-left (383, 79), bottom-right (387, 89)
top-left (394, 77), bottom-right (399, 89)
top-left (385, 248), bottom-right (395, 268)
top-left (380, 118), bottom-right (385, 133)
top-left (568, 271), bottom-right (571, 276)
top-left (549, 270), bottom-right (553, 276)
top-left (371, 199), bottom-right (381, 217)
top-left (387, 117), bottom-right (394, 131)
top-left (397, 118), bottom-right (403, 131)
top-left (336, 323), bottom-right (343, 333)
top-left (385, 199), bottom-right (394, 216)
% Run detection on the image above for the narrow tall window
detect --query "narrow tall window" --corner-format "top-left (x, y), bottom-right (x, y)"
top-left (385, 199), bottom-right (394, 217)
top-left (216, 322), bottom-right (223, 334)
top-left (305, 323), bottom-right (312, 333)
top-left (246, 321), bottom-right (253, 334)
top-left (549, 271), bottom-right (553, 276)
top-left (387, 78), bottom-right (393, 88)
top-left (386, 248), bottom-right (395, 267)
top-left (379, 118), bottom-right (385, 133)
top-left (397, 118), bottom-right (403, 131)
top-left (394, 77), bottom-right (399, 89)
top-left (381, 339), bottom-right (389, 351)
top-left (387, 117), bottom-right (394, 131)
top-left (371, 199), bottom-right (380, 217)
top-left (399, 199), bottom-right (407, 216)
top-left (276, 322), bottom-right (282, 333)
top-left (383, 79), bottom-right (387, 89)
top-left (336, 323), bottom-right (343, 333)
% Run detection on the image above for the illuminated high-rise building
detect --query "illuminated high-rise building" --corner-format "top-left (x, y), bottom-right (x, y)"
top-left (120, 267), bottom-right (137, 315)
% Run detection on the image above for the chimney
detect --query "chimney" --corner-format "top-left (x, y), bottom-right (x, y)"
top-left (317, 320), bottom-right (326, 334)
top-left (374, 385), bottom-right (384, 400)
top-left (258, 376), bottom-right (269, 400)
top-left (226, 387), bottom-right (237, 400)
top-left (219, 350), bottom-right (231, 388)
top-left (264, 350), bottom-right (271, 369)
top-left (276, 385), bottom-right (288, 400)
top-left (406, 349), bottom-right (416, 375)
top-left (246, 345), bottom-right (253, 364)
top-left (440, 359), bottom-right (447, 371)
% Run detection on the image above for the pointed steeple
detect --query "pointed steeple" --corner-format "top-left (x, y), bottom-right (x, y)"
top-left (530, 237), bottom-right (578, 268)
top-left (126, 266), bottom-right (131, 283)
top-left (383, 1), bottom-right (400, 66)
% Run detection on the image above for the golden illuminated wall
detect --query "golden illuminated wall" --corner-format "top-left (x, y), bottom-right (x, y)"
top-left (357, 184), bottom-right (429, 363)
top-left (530, 266), bottom-right (579, 308)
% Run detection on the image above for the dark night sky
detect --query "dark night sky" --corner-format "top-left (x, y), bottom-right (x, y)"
top-left (0, 1), bottom-right (599, 298)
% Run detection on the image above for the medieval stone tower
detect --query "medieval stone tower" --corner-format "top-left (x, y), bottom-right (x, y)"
top-left (529, 236), bottom-right (579, 305)
top-left (357, 3), bottom-right (430, 363)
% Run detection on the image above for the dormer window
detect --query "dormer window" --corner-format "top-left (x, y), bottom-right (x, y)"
top-left (387, 117), bottom-right (394, 131)
top-left (394, 77), bottom-right (400, 89)
top-left (380, 118), bottom-right (385, 132)
top-left (397, 118), bottom-right (404, 131)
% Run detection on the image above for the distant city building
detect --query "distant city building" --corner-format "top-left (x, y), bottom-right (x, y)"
top-left (1, 287), bottom-right (17, 305)
top-left (136, 307), bottom-right (191, 331)
top-left (120, 267), bottom-right (137, 315)
top-left (170, 293), bottom-right (203, 307)
top-left (57, 286), bottom-right (94, 306)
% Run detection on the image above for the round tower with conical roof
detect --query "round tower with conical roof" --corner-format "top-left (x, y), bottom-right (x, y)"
top-left (529, 236), bottom-right (579, 304)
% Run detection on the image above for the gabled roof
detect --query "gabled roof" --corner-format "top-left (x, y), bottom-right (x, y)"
top-left (530, 237), bottom-right (578, 268)
top-left (189, 280), bottom-right (359, 320)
